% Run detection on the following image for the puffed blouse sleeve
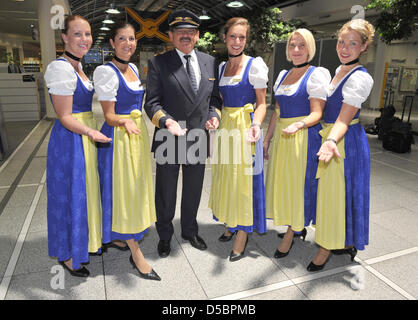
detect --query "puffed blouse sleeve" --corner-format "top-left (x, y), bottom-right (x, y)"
top-left (307, 67), bottom-right (331, 100)
top-left (93, 65), bottom-right (119, 101)
top-left (249, 56), bottom-right (268, 89)
top-left (44, 60), bottom-right (77, 95)
top-left (273, 69), bottom-right (288, 93)
top-left (342, 70), bottom-right (374, 109)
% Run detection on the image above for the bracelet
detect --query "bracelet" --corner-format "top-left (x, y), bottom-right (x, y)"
top-left (299, 120), bottom-right (306, 128)
top-left (325, 138), bottom-right (337, 145)
top-left (251, 122), bottom-right (261, 128)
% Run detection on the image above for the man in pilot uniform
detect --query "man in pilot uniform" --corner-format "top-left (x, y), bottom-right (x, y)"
top-left (144, 9), bottom-right (222, 258)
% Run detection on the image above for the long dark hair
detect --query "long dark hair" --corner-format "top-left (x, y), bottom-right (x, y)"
top-left (110, 22), bottom-right (136, 40)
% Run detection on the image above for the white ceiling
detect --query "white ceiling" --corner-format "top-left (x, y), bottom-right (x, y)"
top-left (0, 0), bottom-right (39, 39)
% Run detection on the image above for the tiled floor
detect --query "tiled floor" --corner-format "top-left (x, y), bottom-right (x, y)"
top-left (0, 120), bottom-right (39, 167)
top-left (0, 99), bottom-right (417, 301)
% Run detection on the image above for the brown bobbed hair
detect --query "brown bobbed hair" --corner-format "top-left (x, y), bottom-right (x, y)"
top-left (62, 15), bottom-right (90, 35)
top-left (223, 17), bottom-right (250, 39)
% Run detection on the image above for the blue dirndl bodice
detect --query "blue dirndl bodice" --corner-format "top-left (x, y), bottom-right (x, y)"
top-left (219, 58), bottom-right (256, 108)
top-left (107, 62), bottom-right (145, 114)
top-left (323, 66), bottom-right (367, 123)
top-left (274, 66), bottom-right (315, 118)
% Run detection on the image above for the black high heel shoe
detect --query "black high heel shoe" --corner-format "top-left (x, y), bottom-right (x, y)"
top-left (277, 228), bottom-right (307, 241)
top-left (59, 261), bottom-right (90, 277)
top-left (104, 241), bottom-right (130, 252)
top-left (307, 252), bottom-right (331, 272)
top-left (331, 247), bottom-right (357, 261)
top-left (229, 236), bottom-right (249, 262)
top-left (274, 228), bottom-right (307, 258)
top-left (219, 230), bottom-right (237, 242)
top-left (274, 241), bottom-right (294, 259)
top-left (129, 255), bottom-right (161, 281)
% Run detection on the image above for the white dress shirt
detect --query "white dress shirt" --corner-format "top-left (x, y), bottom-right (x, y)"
top-left (175, 48), bottom-right (201, 87)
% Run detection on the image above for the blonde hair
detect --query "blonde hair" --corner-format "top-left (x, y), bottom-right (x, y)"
top-left (338, 19), bottom-right (375, 52)
top-left (286, 28), bottom-right (316, 62)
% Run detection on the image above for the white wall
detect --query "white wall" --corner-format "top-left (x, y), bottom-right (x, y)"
top-left (387, 41), bottom-right (418, 66)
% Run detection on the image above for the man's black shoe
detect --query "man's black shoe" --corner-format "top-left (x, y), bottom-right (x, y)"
top-left (181, 234), bottom-right (207, 251)
top-left (158, 239), bottom-right (171, 258)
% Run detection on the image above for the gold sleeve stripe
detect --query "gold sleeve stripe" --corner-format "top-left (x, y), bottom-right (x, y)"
top-left (152, 110), bottom-right (166, 128)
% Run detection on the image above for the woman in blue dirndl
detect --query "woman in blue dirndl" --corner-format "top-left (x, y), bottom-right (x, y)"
top-left (94, 22), bottom-right (160, 281)
top-left (308, 19), bottom-right (375, 271)
top-left (45, 15), bottom-right (111, 277)
top-left (264, 28), bottom-right (330, 259)
top-left (209, 17), bottom-right (268, 261)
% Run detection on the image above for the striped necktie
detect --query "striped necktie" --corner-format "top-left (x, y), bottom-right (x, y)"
top-left (183, 54), bottom-right (198, 93)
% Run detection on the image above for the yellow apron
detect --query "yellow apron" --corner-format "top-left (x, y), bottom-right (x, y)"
top-left (72, 111), bottom-right (102, 253)
top-left (111, 109), bottom-right (157, 234)
top-left (314, 119), bottom-right (359, 249)
top-left (209, 104), bottom-right (255, 227)
top-left (265, 110), bottom-right (309, 232)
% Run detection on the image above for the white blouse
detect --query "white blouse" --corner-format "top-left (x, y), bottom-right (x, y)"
top-left (219, 56), bottom-right (268, 89)
top-left (329, 65), bottom-right (374, 109)
top-left (273, 67), bottom-right (331, 101)
top-left (93, 62), bottom-right (142, 102)
top-left (44, 58), bottom-right (93, 95)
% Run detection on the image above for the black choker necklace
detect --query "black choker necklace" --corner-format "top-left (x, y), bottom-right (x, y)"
top-left (343, 58), bottom-right (359, 66)
top-left (64, 51), bottom-right (81, 62)
top-left (228, 51), bottom-right (243, 58)
top-left (114, 55), bottom-right (129, 65)
top-left (293, 62), bottom-right (309, 68)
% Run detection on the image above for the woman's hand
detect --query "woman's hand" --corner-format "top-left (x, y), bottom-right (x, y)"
top-left (282, 121), bottom-right (305, 135)
top-left (316, 103), bottom-right (359, 162)
top-left (247, 124), bottom-right (261, 143)
top-left (263, 139), bottom-right (271, 160)
top-left (119, 118), bottom-right (140, 135)
top-left (86, 129), bottom-right (112, 143)
top-left (317, 139), bottom-right (341, 163)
